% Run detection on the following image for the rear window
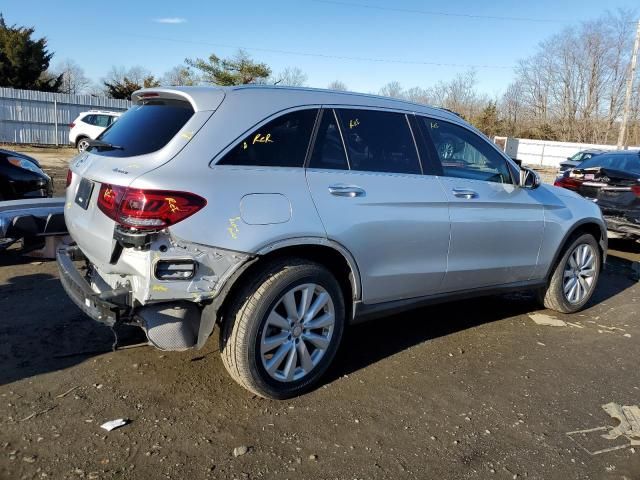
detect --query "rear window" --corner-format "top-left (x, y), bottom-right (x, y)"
top-left (578, 153), bottom-right (640, 175)
top-left (90, 99), bottom-right (194, 157)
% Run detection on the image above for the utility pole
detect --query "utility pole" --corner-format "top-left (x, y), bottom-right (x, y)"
top-left (617, 19), bottom-right (640, 150)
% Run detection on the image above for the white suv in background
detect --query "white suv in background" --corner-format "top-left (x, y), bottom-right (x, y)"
top-left (68, 110), bottom-right (122, 152)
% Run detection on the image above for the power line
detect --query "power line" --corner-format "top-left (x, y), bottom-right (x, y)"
top-left (312, 0), bottom-right (569, 23)
top-left (124, 33), bottom-right (513, 70)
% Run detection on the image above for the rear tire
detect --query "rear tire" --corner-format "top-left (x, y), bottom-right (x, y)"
top-left (76, 137), bottom-right (90, 152)
top-left (538, 233), bottom-right (601, 313)
top-left (220, 259), bottom-right (345, 399)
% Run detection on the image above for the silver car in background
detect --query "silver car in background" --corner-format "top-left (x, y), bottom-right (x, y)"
top-left (58, 86), bottom-right (607, 399)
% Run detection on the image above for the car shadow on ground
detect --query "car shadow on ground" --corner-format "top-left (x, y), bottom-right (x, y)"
top-left (0, 263), bottom-right (145, 387)
top-left (328, 270), bottom-right (637, 382)
top-left (608, 238), bottom-right (640, 254)
top-left (0, 258), bottom-right (636, 390)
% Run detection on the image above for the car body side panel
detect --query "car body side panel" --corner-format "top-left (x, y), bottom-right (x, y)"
top-left (530, 184), bottom-right (606, 279)
top-left (306, 169), bottom-right (450, 304)
top-left (438, 177), bottom-right (544, 291)
top-left (136, 165), bottom-right (328, 256)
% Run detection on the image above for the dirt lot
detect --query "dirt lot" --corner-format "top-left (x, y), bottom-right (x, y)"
top-left (1, 147), bottom-right (640, 479)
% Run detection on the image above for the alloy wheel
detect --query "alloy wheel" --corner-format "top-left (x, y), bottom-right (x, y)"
top-left (78, 139), bottom-right (90, 152)
top-left (563, 243), bottom-right (597, 304)
top-left (260, 283), bottom-right (335, 382)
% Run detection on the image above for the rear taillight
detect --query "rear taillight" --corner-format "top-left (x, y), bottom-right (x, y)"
top-left (66, 169), bottom-right (72, 188)
top-left (632, 185), bottom-right (640, 197)
top-left (97, 184), bottom-right (206, 230)
top-left (69, 122), bottom-right (75, 128)
top-left (554, 176), bottom-right (581, 191)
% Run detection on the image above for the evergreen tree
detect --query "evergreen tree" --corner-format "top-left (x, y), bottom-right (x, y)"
top-left (185, 49), bottom-right (270, 86)
top-left (0, 14), bottom-right (62, 91)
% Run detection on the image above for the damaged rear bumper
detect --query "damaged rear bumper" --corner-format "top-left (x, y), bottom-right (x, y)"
top-left (57, 238), bottom-right (254, 351)
top-left (56, 246), bottom-right (132, 327)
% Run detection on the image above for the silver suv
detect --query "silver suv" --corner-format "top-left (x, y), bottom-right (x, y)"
top-left (58, 86), bottom-right (607, 399)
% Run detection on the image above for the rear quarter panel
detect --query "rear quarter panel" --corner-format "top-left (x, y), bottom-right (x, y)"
top-left (132, 163), bottom-right (327, 254)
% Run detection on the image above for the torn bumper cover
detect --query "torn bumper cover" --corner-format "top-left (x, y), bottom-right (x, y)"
top-left (57, 246), bottom-right (132, 327)
top-left (57, 239), bottom-right (253, 350)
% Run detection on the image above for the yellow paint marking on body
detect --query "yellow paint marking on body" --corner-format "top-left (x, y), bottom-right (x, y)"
top-left (252, 133), bottom-right (273, 144)
top-left (228, 216), bottom-right (241, 239)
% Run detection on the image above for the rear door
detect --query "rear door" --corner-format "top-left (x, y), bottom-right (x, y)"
top-left (305, 108), bottom-right (450, 304)
top-left (417, 116), bottom-right (544, 291)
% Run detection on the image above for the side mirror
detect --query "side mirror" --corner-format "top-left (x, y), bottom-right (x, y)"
top-left (520, 167), bottom-right (541, 189)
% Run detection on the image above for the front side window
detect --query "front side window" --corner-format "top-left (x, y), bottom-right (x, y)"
top-left (420, 118), bottom-right (512, 184)
top-left (308, 109), bottom-right (348, 170)
top-left (218, 109), bottom-right (318, 168)
top-left (335, 109), bottom-right (421, 175)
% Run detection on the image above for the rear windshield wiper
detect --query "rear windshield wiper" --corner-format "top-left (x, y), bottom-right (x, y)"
top-left (88, 139), bottom-right (124, 151)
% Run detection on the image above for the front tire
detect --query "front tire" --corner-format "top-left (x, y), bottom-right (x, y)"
top-left (539, 233), bottom-right (601, 313)
top-left (220, 259), bottom-right (345, 399)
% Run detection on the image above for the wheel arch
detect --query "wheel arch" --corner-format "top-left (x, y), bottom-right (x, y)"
top-left (198, 238), bottom-right (362, 348)
top-left (75, 135), bottom-right (89, 147)
top-left (255, 238), bottom-right (361, 302)
top-left (545, 218), bottom-right (607, 281)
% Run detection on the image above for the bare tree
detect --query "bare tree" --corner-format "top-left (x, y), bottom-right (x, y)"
top-left (327, 80), bottom-right (348, 91)
top-left (378, 81), bottom-right (404, 98)
top-left (102, 66), bottom-right (160, 99)
top-left (161, 65), bottom-right (199, 86)
top-left (500, 81), bottom-right (525, 136)
top-left (510, 9), bottom-right (637, 143)
top-left (54, 59), bottom-right (91, 95)
top-left (272, 67), bottom-right (308, 86)
top-left (404, 86), bottom-right (432, 105)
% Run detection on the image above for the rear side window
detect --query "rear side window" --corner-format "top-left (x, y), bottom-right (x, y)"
top-left (419, 118), bottom-right (512, 184)
top-left (308, 109), bottom-right (348, 170)
top-left (95, 115), bottom-right (110, 128)
top-left (82, 114), bottom-right (96, 125)
top-left (335, 109), bottom-right (421, 175)
top-left (218, 109), bottom-right (318, 167)
top-left (91, 99), bottom-right (194, 158)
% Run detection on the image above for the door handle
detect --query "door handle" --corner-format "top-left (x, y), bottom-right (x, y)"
top-left (452, 188), bottom-right (478, 199)
top-left (328, 184), bottom-right (366, 198)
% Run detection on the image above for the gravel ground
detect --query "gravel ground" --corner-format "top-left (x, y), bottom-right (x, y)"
top-left (1, 146), bottom-right (639, 479)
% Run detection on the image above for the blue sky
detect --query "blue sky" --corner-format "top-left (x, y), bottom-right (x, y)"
top-left (1, 0), bottom-right (637, 96)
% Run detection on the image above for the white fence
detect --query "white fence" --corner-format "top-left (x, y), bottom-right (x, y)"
top-left (495, 137), bottom-right (640, 168)
top-left (0, 87), bottom-right (131, 146)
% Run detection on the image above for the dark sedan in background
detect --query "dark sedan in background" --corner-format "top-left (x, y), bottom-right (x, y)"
top-left (558, 149), bottom-right (604, 174)
top-left (555, 150), bottom-right (640, 240)
top-left (0, 149), bottom-right (53, 201)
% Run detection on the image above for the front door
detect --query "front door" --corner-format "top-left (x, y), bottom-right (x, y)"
top-left (418, 116), bottom-right (544, 291)
top-left (306, 108), bottom-right (450, 304)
